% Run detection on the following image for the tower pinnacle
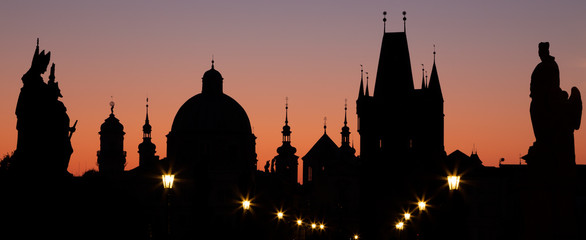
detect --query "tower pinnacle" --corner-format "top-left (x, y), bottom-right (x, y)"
top-left (383, 11), bottom-right (387, 33)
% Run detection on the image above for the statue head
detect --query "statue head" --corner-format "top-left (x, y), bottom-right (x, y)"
top-left (538, 42), bottom-right (550, 61)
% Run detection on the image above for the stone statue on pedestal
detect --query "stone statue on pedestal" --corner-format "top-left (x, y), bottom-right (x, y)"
top-left (11, 39), bottom-right (75, 177)
top-left (522, 42), bottom-right (581, 240)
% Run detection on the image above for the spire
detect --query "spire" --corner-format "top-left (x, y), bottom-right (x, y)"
top-left (285, 97), bottom-right (289, 125)
top-left (323, 116), bottom-right (327, 134)
top-left (344, 99), bottom-right (348, 126)
top-left (358, 65), bottom-right (365, 98)
top-left (281, 97), bottom-right (291, 143)
top-left (365, 72), bottom-right (370, 97)
top-left (421, 64), bottom-right (424, 88)
top-left (383, 11), bottom-right (387, 33)
top-left (403, 11), bottom-right (407, 32)
top-left (341, 99), bottom-right (351, 147)
top-left (143, 97), bottom-right (152, 137)
top-left (211, 55), bottom-right (215, 69)
top-left (428, 46), bottom-right (443, 100)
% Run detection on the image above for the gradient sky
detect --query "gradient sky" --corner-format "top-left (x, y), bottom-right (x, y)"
top-left (1, 1), bottom-right (586, 181)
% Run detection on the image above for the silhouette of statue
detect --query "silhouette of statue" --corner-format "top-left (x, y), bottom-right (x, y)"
top-left (11, 39), bottom-right (75, 177)
top-left (522, 42), bottom-right (581, 240)
top-left (524, 42), bottom-right (582, 167)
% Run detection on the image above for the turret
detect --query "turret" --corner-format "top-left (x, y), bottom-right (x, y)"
top-left (97, 100), bottom-right (126, 174)
top-left (138, 98), bottom-right (158, 167)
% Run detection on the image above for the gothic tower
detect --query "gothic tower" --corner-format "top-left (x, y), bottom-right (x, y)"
top-left (97, 101), bottom-right (126, 174)
top-left (357, 12), bottom-right (445, 239)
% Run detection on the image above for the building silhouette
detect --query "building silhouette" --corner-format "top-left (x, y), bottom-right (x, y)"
top-left (97, 101), bottom-right (127, 175)
top-left (138, 98), bottom-right (159, 167)
top-left (270, 99), bottom-right (299, 187)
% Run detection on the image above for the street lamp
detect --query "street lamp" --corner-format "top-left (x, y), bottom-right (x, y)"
top-left (418, 201), bottom-right (427, 211)
top-left (319, 223), bottom-right (325, 230)
top-left (277, 211), bottom-right (284, 220)
top-left (448, 175), bottom-right (461, 190)
top-left (297, 219), bottom-right (303, 226)
top-left (354, 234), bottom-right (359, 239)
top-left (162, 174), bottom-right (174, 189)
top-left (311, 223), bottom-right (317, 229)
top-left (404, 213), bottom-right (411, 220)
top-left (242, 200), bottom-right (251, 210)
top-left (395, 221), bottom-right (404, 230)
top-left (162, 174), bottom-right (175, 239)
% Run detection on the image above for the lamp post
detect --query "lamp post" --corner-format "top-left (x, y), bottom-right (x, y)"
top-left (162, 174), bottom-right (174, 240)
top-left (396, 221), bottom-right (404, 240)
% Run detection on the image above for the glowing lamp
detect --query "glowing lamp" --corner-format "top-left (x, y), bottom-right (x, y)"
top-left (448, 175), bottom-right (461, 190)
top-left (395, 222), bottom-right (404, 230)
top-left (418, 201), bottom-right (427, 211)
top-left (311, 223), bottom-right (317, 229)
top-left (404, 213), bottom-right (411, 220)
top-left (319, 224), bottom-right (325, 230)
top-left (277, 211), bottom-right (284, 219)
top-left (242, 200), bottom-right (251, 210)
top-left (297, 219), bottom-right (303, 226)
top-left (162, 174), bottom-right (175, 189)
top-left (354, 234), bottom-right (359, 239)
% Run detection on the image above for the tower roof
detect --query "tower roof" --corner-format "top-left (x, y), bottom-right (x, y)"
top-left (302, 132), bottom-right (339, 162)
top-left (202, 60), bottom-right (224, 94)
top-left (100, 102), bottom-right (124, 134)
top-left (428, 55), bottom-right (443, 100)
top-left (373, 32), bottom-right (414, 99)
top-left (142, 98), bottom-right (152, 134)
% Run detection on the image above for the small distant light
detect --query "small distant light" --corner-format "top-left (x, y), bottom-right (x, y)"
top-left (319, 224), bottom-right (325, 230)
top-left (354, 234), bottom-right (359, 239)
top-left (242, 200), bottom-right (251, 210)
top-left (297, 219), bottom-right (303, 226)
top-left (396, 222), bottom-right (404, 230)
top-left (418, 201), bottom-right (427, 211)
top-left (277, 211), bottom-right (284, 219)
top-left (311, 223), bottom-right (317, 229)
top-left (404, 213), bottom-right (411, 220)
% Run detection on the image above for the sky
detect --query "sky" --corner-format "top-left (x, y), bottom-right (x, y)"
top-left (1, 1), bottom-right (586, 181)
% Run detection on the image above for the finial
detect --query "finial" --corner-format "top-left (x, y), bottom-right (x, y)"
top-left (425, 70), bottom-right (428, 87)
top-left (285, 97), bottom-right (289, 125)
top-left (211, 55), bottom-right (215, 69)
top-left (403, 11), bottom-right (407, 32)
top-left (383, 11), bottom-right (387, 33)
top-left (421, 64), bottom-right (425, 89)
top-left (365, 72), bottom-right (370, 96)
top-left (36, 38), bottom-right (39, 47)
top-left (344, 99), bottom-right (348, 126)
top-left (146, 97), bottom-right (149, 116)
top-left (109, 96), bottom-right (115, 115)
top-left (324, 116), bottom-right (327, 134)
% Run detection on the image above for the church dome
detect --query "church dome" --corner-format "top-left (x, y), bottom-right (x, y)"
top-left (170, 93), bottom-right (252, 134)
top-left (170, 64), bottom-right (252, 135)
top-left (100, 113), bottom-right (124, 134)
